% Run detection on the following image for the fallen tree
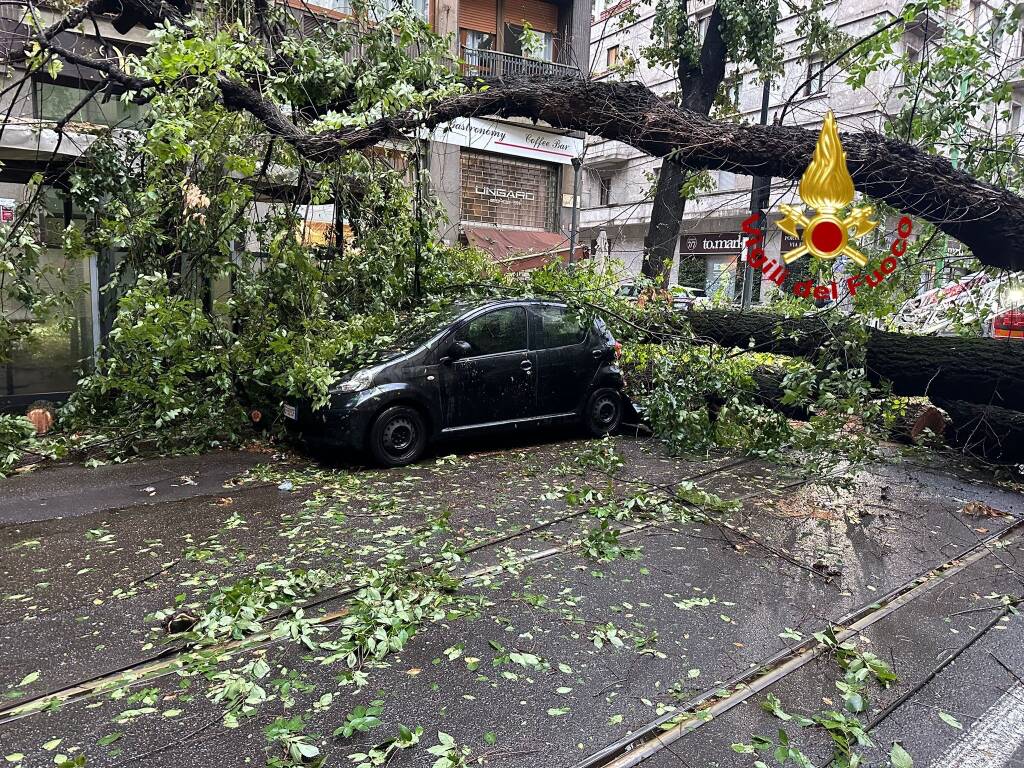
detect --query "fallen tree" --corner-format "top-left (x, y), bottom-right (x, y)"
top-left (931, 398), bottom-right (1024, 463)
top-left (11, 0), bottom-right (1024, 270)
top-left (684, 310), bottom-right (1024, 412)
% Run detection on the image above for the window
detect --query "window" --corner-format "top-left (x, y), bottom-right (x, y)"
top-left (463, 29), bottom-right (494, 51)
top-left (970, 0), bottom-right (982, 29)
top-left (456, 307), bottom-right (527, 356)
top-left (803, 55), bottom-right (825, 96)
top-left (1011, 102), bottom-right (1022, 133)
top-left (695, 13), bottom-right (710, 45)
top-left (504, 23), bottom-right (554, 61)
top-left (606, 45), bottom-right (619, 69)
top-left (35, 81), bottom-right (145, 128)
top-left (598, 174), bottom-right (612, 206)
top-left (532, 305), bottom-right (587, 349)
top-left (904, 43), bottom-right (921, 84)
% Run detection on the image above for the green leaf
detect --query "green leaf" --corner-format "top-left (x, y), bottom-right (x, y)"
top-left (938, 711), bottom-right (963, 730)
top-left (42, 740), bottom-right (62, 751)
top-left (546, 707), bottom-right (570, 716)
top-left (16, 671), bottom-right (39, 687)
top-left (97, 732), bottom-right (123, 747)
top-left (890, 742), bottom-right (913, 768)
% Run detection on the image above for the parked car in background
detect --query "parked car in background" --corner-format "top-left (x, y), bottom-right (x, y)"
top-left (283, 299), bottom-right (625, 466)
top-left (892, 272), bottom-right (1024, 339)
top-left (616, 281), bottom-right (706, 311)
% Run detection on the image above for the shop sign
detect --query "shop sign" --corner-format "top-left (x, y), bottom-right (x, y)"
top-left (474, 185), bottom-right (536, 202)
top-left (0, 198), bottom-right (15, 222)
top-left (681, 231), bottom-right (743, 256)
top-left (432, 117), bottom-right (583, 165)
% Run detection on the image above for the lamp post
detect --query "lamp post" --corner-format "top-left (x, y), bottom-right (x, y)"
top-left (741, 77), bottom-right (772, 310)
top-left (568, 156), bottom-right (583, 266)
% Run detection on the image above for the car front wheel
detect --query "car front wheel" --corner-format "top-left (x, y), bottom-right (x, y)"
top-left (585, 388), bottom-right (622, 437)
top-left (368, 405), bottom-right (427, 467)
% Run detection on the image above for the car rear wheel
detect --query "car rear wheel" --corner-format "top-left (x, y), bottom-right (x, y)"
top-left (368, 405), bottom-right (427, 467)
top-left (585, 388), bottom-right (622, 437)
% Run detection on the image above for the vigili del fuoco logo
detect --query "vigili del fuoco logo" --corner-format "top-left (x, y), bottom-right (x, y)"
top-left (741, 111), bottom-right (913, 302)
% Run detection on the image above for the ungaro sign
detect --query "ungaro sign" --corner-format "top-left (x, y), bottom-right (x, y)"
top-left (475, 186), bottom-right (536, 203)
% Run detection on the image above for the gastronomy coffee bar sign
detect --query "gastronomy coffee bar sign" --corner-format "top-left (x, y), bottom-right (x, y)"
top-left (432, 117), bottom-right (583, 165)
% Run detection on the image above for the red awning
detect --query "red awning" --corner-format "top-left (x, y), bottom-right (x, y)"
top-left (463, 226), bottom-right (587, 273)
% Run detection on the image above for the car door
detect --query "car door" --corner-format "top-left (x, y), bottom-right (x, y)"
top-left (529, 304), bottom-right (599, 416)
top-left (439, 306), bottom-right (537, 428)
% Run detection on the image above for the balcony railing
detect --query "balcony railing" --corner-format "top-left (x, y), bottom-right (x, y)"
top-left (461, 47), bottom-right (581, 79)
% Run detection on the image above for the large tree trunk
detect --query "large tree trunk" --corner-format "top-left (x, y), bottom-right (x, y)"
top-left (931, 398), bottom-right (1024, 463)
top-left (641, 5), bottom-right (728, 284)
top-left (683, 310), bottom-right (1024, 412)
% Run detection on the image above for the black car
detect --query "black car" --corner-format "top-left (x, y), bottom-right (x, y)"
top-left (283, 299), bottom-right (625, 466)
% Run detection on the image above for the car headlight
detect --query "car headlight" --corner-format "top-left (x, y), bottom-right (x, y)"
top-left (331, 368), bottom-right (376, 394)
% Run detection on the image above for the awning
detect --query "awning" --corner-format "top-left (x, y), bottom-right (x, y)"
top-left (463, 226), bottom-right (587, 273)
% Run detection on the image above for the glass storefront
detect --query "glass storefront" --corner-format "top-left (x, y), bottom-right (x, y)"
top-left (2, 190), bottom-right (95, 403)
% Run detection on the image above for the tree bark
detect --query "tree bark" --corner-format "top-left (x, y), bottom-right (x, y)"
top-left (641, 5), bottom-right (728, 284)
top-left (931, 398), bottom-right (1024, 463)
top-left (683, 310), bottom-right (1024, 412)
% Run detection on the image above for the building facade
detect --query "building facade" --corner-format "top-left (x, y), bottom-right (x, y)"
top-left (422, 0), bottom-right (591, 267)
top-left (0, 0), bottom-right (592, 409)
top-left (580, 0), bottom-right (1024, 300)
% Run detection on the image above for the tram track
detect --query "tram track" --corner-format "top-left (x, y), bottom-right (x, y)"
top-left (0, 454), bottom-right (759, 724)
top-left (571, 516), bottom-right (1024, 768)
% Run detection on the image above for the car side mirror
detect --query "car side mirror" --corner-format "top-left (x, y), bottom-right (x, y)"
top-left (442, 340), bottom-right (472, 363)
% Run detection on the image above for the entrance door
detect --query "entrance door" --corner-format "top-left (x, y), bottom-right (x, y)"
top-left (440, 306), bottom-right (537, 428)
top-left (706, 256), bottom-right (736, 300)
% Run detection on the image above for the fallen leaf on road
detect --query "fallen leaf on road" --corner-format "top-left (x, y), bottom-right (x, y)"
top-left (962, 501), bottom-right (1007, 517)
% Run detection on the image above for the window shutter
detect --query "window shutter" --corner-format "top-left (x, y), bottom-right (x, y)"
top-left (459, 0), bottom-right (497, 34)
top-left (503, 0), bottom-right (557, 33)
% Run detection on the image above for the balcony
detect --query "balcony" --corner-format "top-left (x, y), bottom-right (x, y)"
top-left (461, 47), bottom-right (582, 79)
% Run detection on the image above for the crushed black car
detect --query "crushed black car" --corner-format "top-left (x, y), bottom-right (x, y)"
top-left (283, 299), bottom-right (625, 466)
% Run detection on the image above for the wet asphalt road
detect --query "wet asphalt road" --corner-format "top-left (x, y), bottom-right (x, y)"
top-left (0, 440), bottom-right (1022, 768)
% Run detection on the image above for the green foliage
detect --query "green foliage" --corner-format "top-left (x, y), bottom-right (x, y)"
top-left (181, 568), bottom-right (331, 642)
top-left (0, 415), bottom-right (38, 476)
top-left (60, 275), bottom-right (248, 453)
top-left (333, 700), bottom-right (384, 739)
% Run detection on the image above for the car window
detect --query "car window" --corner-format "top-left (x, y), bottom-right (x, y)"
top-left (456, 307), bottom-right (527, 356)
top-left (533, 305), bottom-right (588, 349)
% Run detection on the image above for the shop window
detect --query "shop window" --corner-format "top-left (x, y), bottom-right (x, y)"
top-left (460, 151), bottom-right (559, 231)
top-left (3, 190), bottom-right (95, 401)
top-left (35, 80), bottom-right (146, 128)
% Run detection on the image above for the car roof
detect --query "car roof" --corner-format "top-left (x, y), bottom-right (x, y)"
top-left (456, 298), bottom-right (567, 316)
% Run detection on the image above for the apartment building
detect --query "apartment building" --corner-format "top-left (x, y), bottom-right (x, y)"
top-left (0, 0), bottom-right (591, 409)
top-left (580, 0), bottom-right (1024, 300)
top-left (424, 0), bottom-right (590, 269)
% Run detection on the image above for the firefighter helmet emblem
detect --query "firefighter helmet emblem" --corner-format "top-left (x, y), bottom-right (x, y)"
top-left (777, 111), bottom-right (877, 267)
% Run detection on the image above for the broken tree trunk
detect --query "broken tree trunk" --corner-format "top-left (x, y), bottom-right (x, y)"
top-left (930, 398), bottom-right (1024, 463)
top-left (684, 310), bottom-right (1024, 412)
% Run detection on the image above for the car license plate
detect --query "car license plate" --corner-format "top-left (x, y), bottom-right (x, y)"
top-left (283, 404), bottom-right (297, 420)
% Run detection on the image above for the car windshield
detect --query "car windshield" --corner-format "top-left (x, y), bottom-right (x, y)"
top-left (376, 302), bottom-right (477, 357)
